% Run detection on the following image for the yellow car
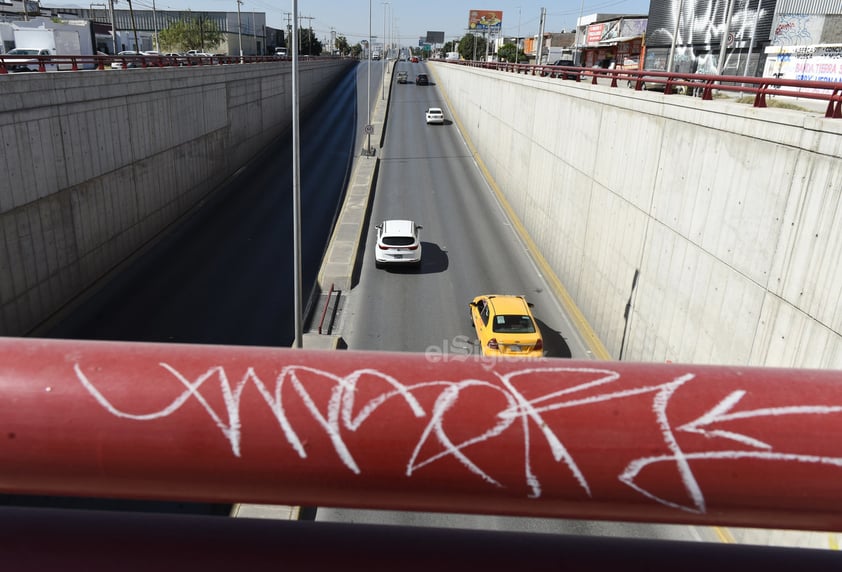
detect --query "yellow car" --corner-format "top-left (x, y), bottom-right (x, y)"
top-left (469, 295), bottom-right (544, 357)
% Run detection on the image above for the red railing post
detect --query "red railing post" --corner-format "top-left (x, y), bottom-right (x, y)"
top-left (318, 283), bottom-right (335, 334)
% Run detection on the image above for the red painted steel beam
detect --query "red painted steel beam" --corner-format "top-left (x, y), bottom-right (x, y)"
top-left (2, 337), bottom-right (842, 532)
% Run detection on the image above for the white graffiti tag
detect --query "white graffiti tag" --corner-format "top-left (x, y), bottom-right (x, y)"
top-left (73, 363), bottom-right (842, 513)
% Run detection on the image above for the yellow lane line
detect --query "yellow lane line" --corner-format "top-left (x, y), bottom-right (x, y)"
top-left (428, 64), bottom-right (746, 545)
top-left (713, 526), bottom-right (736, 544)
top-left (428, 64), bottom-right (610, 360)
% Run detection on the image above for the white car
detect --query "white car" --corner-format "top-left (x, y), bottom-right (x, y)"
top-left (375, 219), bottom-right (423, 268)
top-left (111, 50), bottom-right (142, 69)
top-left (3, 48), bottom-right (56, 72)
top-left (425, 107), bottom-right (444, 124)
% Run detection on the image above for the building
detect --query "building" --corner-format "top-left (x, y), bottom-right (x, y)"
top-left (39, 4), bottom-right (267, 55)
top-left (643, 0), bottom-right (842, 77)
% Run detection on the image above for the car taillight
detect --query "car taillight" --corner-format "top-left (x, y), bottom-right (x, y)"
top-left (407, 244), bottom-right (419, 250)
top-left (487, 338), bottom-right (499, 350)
top-left (378, 244), bottom-right (388, 249)
top-left (534, 338), bottom-right (543, 351)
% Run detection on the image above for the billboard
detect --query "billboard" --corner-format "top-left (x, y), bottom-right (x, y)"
top-left (469, 10), bottom-right (503, 32)
top-left (426, 31), bottom-right (445, 44)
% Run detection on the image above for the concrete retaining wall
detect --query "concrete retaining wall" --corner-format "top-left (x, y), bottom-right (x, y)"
top-left (431, 63), bottom-right (842, 368)
top-left (0, 60), bottom-right (353, 335)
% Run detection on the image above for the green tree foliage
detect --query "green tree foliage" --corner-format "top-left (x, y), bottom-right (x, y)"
top-left (158, 14), bottom-right (223, 53)
top-left (298, 28), bottom-right (323, 55)
top-left (497, 42), bottom-right (527, 63)
top-left (350, 42), bottom-right (363, 58)
top-left (458, 33), bottom-right (487, 61)
top-left (335, 35), bottom-right (350, 55)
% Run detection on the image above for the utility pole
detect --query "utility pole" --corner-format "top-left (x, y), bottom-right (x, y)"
top-left (299, 15), bottom-right (315, 55)
top-left (283, 11), bottom-right (292, 49)
top-left (236, 0), bottom-right (243, 61)
top-left (126, 0), bottom-right (139, 51)
top-left (107, 0), bottom-right (117, 54)
top-left (252, 9), bottom-right (258, 54)
top-left (718, 0), bottom-right (736, 74)
top-left (152, 0), bottom-right (159, 52)
top-left (536, 7), bottom-right (546, 65)
top-left (575, 0), bottom-right (585, 65)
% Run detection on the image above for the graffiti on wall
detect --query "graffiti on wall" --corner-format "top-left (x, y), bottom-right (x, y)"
top-left (771, 14), bottom-right (823, 46)
top-left (646, 0), bottom-right (772, 72)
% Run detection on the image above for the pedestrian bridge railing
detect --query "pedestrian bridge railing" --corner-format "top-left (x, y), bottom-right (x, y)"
top-left (444, 59), bottom-right (842, 119)
top-left (2, 337), bottom-right (841, 568)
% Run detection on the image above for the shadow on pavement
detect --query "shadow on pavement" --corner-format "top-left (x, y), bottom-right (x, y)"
top-left (380, 241), bottom-right (449, 275)
top-left (536, 318), bottom-right (572, 358)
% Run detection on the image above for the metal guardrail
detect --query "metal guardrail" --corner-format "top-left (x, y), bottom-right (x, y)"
top-left (443, 59), bottom-right (842, 119)
top-left (0, 53), bottom-right (344, 74)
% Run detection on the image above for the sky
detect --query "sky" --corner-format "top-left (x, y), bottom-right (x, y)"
top-left (46, 0), bottom-right (653, 45)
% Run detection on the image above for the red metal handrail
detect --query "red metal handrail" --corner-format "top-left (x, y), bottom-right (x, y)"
top-left (0, 53), bottom-right (348, 75)
top-left (2, 336), bottom-right (842, 533)
top-left (443, 59), bottom-right (842, 118)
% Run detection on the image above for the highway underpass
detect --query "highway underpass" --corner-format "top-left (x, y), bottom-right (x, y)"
top-left (14, 58), bottom-right (840, 551)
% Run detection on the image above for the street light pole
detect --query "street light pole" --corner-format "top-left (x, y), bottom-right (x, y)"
top-left (382, 1), bottom-right (389, 100)
top-left (575, 0), bottom-right (585, 66)
top-left (107, 0), bottom-right (117, 54)
top-left (515, 7), bottom-right (521, 64)
top-left (291, 0), bottom-right (303, 348)
top-left (367, 0), bottom-right (372, 155)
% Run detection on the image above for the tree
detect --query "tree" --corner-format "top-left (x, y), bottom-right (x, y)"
top-left (350, 42), bottom-right (363, 58)
top-left (497, 42), bottom-right (526, 63)
top-left (458, 33), bottom-right (487, 61)
top-left (298, 27), bottom-right (323, 55)
top-left (158, 13), bottom-right (223, 53)
top-left (335, 35), bottom-right (350, 56)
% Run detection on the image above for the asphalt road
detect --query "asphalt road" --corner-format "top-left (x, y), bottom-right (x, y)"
top-left (316, 59), bottom-right (713, 543)
top-left (340, 60), bottom-right (591, 359)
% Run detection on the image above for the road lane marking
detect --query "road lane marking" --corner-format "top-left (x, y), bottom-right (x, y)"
top-left (428, 64), bottom-right (610, 361)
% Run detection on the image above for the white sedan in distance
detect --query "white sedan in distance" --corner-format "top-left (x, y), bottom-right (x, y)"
top-left (374, 219), bottom-right (423, 268)
top-left (425, 107), bottom-right (445, 124)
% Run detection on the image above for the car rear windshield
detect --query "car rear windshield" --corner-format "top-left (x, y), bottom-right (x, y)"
top-left (492, 315), bottom-right (536, 333)
top-left (383, 236), bottom-right (416, 246)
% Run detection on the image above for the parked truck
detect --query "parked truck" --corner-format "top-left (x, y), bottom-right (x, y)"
top-left (11, 19), bottom-right (95, 69)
